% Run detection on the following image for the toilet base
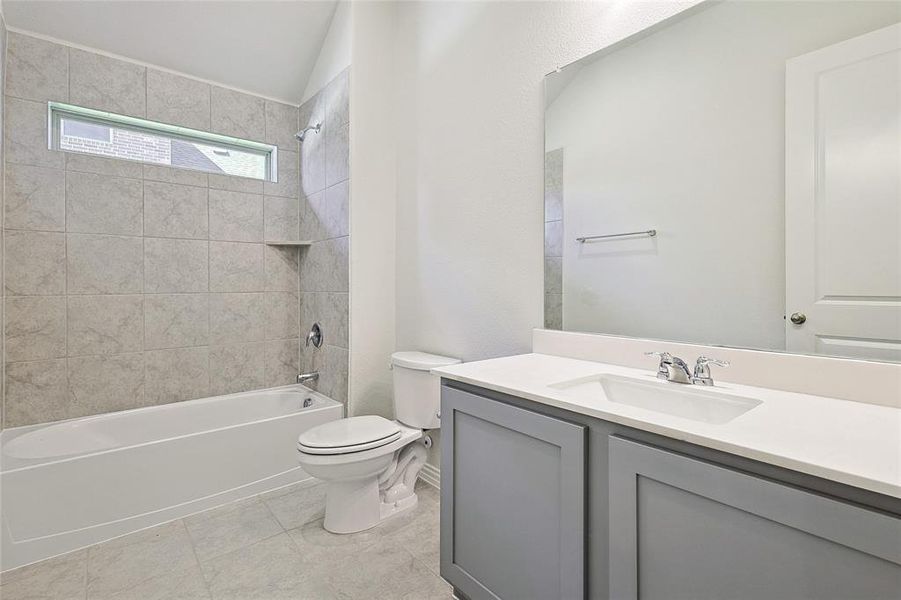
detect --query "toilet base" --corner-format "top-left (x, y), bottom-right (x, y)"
top-left (323, 477), bottom-right (383, 534)
top-left (380, 490), bottom-right (419, 521)
top-left (322, 480), bottom-right (420, 534)
top-left (321, 441), bottom-right (427, 534)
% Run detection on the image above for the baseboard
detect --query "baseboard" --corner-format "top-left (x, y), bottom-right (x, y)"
top-left (419, 463), bottom-right (440, 489)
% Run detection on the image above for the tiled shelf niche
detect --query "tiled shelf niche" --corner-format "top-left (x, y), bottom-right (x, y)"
top-left (264, 241), bottom-right (313, 247)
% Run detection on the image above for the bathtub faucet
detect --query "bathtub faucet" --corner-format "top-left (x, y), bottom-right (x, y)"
top-left (297, 372), bottom-right (319, 384)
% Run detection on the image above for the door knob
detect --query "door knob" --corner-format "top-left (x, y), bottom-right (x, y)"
top-left (789, 312), bottom-right (807, 325)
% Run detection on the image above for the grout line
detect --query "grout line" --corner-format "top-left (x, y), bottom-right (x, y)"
top-left (180, 519), bottom-right (214, 599)
top-left (258, 492), bottom-right (287, 534)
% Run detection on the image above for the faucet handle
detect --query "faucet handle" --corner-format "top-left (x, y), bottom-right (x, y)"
top-left (645, 351), bottom-right (673, 362)
top-left (644, 352), bottom-right (678, 380)
top-left (692, 356), bottom-right (730, 386)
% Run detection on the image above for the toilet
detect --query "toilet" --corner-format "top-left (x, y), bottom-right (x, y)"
top-left (297, 351), bottom-right (460, 534)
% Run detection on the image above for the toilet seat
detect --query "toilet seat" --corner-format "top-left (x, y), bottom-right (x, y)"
top-left (297, 415), bottom-right (402, 455)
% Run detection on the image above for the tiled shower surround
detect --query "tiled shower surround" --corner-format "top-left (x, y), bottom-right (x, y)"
top-left (2, 32), bottom-right (349, 427)
top-left (544, 148), bottom-right (563, 329)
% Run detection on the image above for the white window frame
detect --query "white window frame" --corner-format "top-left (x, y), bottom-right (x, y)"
top-left (48, 102), bottom-right (278, 182)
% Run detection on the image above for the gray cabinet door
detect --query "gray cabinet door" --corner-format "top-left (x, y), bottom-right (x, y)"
top-left (440, 386), bottom-right (586, 600)
top-left (609, 436), bottom-right (901, 600)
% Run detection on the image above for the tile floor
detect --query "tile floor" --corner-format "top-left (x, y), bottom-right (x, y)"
top-left (1, 480), bottom-right (450, 600)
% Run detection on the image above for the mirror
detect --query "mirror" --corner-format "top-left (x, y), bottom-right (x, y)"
top-left (544, 0), bottom-right (901, 362)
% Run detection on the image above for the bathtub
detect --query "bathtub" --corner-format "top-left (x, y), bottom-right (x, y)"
top-left (0, 384), bottom-right (342, 571)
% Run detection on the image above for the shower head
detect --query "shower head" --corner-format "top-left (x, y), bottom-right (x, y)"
top-left (295, 122), bottom-right (321, 142)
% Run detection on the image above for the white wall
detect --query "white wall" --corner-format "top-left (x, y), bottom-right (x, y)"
top-left (302, 1), bottom-right (352, 103)
top-left (545, 1), bottom-right (899, 352)
top-left (391, 0), bottom-right (700, 464)
top-left (393, 1), bottom-right (699, 367)
top-left (348, 1), bottom-right (398, 419)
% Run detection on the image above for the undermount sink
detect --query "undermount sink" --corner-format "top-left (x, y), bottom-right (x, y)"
top-left (549, 374), bottom-right (762, 424)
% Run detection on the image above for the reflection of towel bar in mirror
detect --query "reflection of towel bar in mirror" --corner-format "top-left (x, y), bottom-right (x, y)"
top-left (576, 229), bottom-right (657, 243)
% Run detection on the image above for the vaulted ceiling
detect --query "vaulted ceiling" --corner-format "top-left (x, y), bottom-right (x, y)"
top-left (2, 0), bottom-right (338, 104)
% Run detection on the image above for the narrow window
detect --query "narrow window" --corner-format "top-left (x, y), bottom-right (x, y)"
top-left (49, 102), bottom-right (277, 181)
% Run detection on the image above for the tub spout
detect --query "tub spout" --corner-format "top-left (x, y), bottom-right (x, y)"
top-left (297, 372), bottom-right (319, 384)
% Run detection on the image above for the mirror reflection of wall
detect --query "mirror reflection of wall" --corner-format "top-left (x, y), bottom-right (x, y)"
top-left (544, 0), bottom-right (901, 362)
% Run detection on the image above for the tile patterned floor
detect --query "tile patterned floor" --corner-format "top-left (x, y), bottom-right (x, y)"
top-left (1, 480), bottom-right (450, 600)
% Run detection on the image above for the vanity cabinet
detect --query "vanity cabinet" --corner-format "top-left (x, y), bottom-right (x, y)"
top-left (439, 385), bottom-right (586, 600)
top-left (609, 437), bottom-right (901, 600)
top-left (440, 382), bottom-right (901, 600)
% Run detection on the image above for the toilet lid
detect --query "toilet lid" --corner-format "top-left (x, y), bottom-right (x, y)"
top-left (297, 415), bottom-right (402, 455)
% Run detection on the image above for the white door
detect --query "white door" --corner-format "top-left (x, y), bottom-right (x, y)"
top-left (785, 23), bottom-right (901, 361)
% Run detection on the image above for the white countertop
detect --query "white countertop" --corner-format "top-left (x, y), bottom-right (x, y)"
top-left (433, 353), bottom-right (901, 499)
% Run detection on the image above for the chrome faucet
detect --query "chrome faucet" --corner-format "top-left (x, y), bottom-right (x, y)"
top-left (691, 356), bottom-right (730, 386)
top-left (646, 352), bottom-right (730, 386)
top-left (297, 372), bottom-right (319, 384)
top-left (646, 352), bottom-right (692, 384)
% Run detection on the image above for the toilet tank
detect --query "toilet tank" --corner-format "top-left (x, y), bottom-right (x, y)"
top-left (391, 351), bottom-right (461, 429)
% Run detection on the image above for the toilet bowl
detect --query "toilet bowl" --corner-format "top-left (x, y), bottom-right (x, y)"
top-left (297, 351), bottom-right (460, 534)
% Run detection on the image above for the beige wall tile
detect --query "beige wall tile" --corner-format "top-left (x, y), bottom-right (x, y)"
top-left (545, 148), bottom-right (564, 221)
top-left (320, 344), bottom-right (349, 404)
top-left (264, 150), bottom-right (299, 199)
top-left (146, 69), bottom-right (211, 131)
top-left (209, 292), bottom-right (266, 345)
top-left (209, 241), bottom-right (265, 292)
top-left (69, 49), bottom-right (146, 117)
top-left (5, 231), bottom-right (66, 295)
top-left (210, 87), bottom-right (265, 141)
top-left (5, 296), bottom-right (67, 362)
top-left (544, 220), bottom-right (563, 257)
top-left (5, 359), bottom-right (68, 426)
top-left (324, 292), bottom-right (349, 350)
top-left (0, 42), bottom-right (340, 425)
top-left (299, 292), bottom-right (347, 351)
top-left (300, 133), bottom-right (326, 197)
top-left (5, 164), bottom-right (65, 231)
top-left (264, 245), bottom-right (299, 292)
top-left (66, 171), bottom-right (143, 236)
top-left (299, 236), bottom-right (348, 293)
top-left (143, 163), bottom-right (208, 188)
top-left (144, 294), bottom-right (209, 350)
top-left (67, 234), bottom-right (143, 294)
top-left (544, 293), bottom-right (563, 330)
top-left (144, 238), bottom-right (209, 293)
top-left (6, 32), bottom-right (68, 102)
top-left (67, 295), bottom-right (144, 356)
top-left (325, 123), bottom-right (349, 187)
top-left (67, 152), bottom-right (143, 179)
top-left (265, 339), bottom-right (299, 388)
top-left (6, 97), bottom-right (65, 168)
top-left (67, 353), bottom-right (145, 417)
top-left (264, 291), bottom-right (299, 340)
top-left (209, 189), bottom-right (263, 242)
top-left (299, 191), bottom-right (326, 242)
top-left (144, 180), bottom-right (208, 239)
top-left (264, 100), bottom-right (300, 150)
top-left (544, 257), bottom-right (562, 295)
top-left (208, 173), bottom-right (263, 194)
top-left (299, 92), bottom-right (326, 196)
top-left (264, 196), bottom-right (300, 241)
top-left (209, 342), bottom-right (265, 396)
top-left (145, 347), bottom-right (210, 405)
top-left (323, 180), bottom-right (349, 239)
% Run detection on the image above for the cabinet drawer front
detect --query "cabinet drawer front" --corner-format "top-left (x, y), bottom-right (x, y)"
top-left (609, 436), bottom-right (901, 600)
top-left (441, 386), bottom-right (586, 600)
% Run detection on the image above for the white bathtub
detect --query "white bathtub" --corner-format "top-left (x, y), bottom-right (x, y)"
top-left (0, 384), bottom-right (342, 571)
